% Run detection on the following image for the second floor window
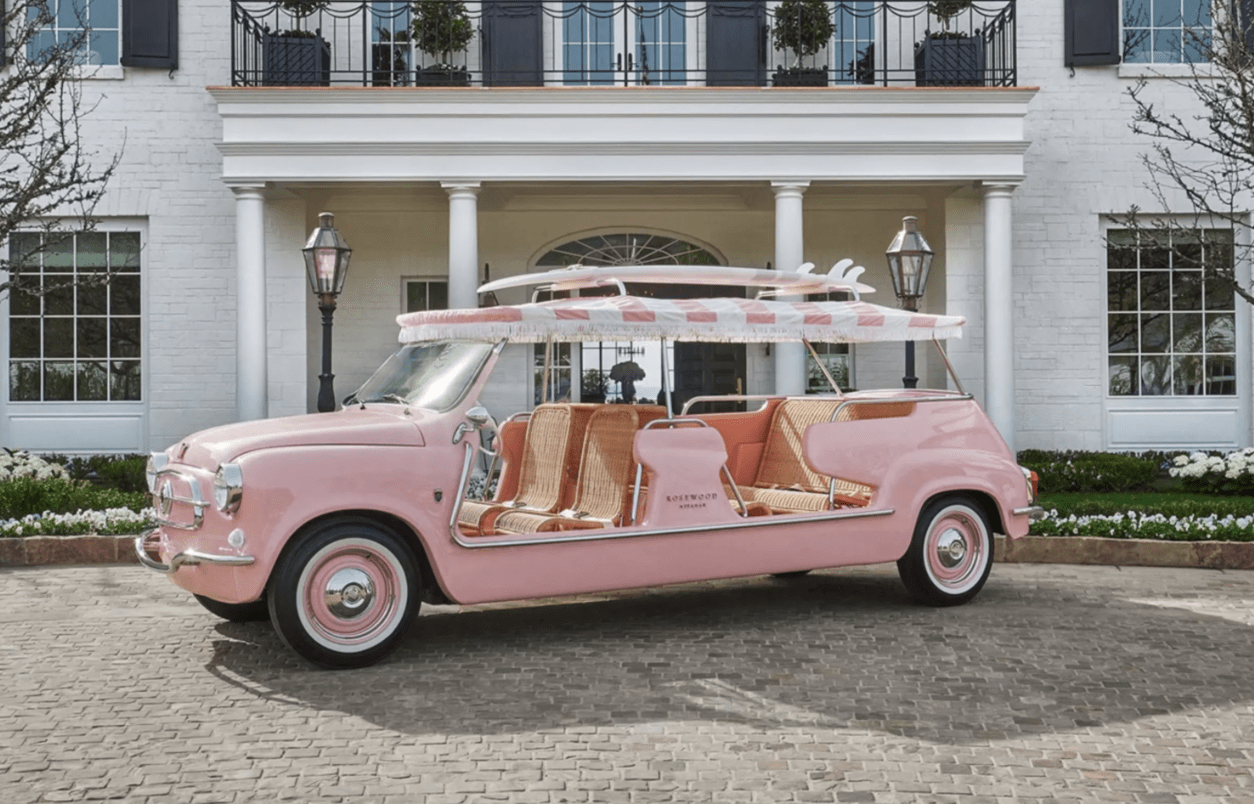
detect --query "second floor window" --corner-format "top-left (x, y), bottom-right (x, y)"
top-left (1123, 0), bottom-right (1213, 64)
top-left (28, 0), bottom-right (121, 66)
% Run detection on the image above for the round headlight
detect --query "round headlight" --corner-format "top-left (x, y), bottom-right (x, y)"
top-left (213, 463), bottom-right (244, 513)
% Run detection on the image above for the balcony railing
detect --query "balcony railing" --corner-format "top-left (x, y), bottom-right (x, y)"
top-left (231, 1), bottom-right (1015, 88)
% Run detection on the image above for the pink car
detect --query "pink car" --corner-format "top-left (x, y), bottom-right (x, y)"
top-left (137, 265), bottom-right (1042, 669)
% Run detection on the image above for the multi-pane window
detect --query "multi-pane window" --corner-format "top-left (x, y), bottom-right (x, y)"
top-left (404, 278), bottom-right (448, 313)
top-left (832, 1), bottom-right (875, 85)
top-left (534, 343), bottom-right (573, 404)
top-left (8, 231), bottom-right (141, 402)
top-left (28, 0), bottom-right (121, 66)
top-left (372, 1), bottom-right (413, 85)
top-left (1107, 229), bottom-right (1235, 396)
top-left (1123, 0), bottom-right (1212, 64)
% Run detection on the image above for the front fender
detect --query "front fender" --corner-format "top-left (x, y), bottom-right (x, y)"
top-left (172, 442), bottom-right (457, 603)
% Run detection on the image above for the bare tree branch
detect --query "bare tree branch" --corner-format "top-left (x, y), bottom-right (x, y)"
top-left (0, 0), bottom-right (123, 301)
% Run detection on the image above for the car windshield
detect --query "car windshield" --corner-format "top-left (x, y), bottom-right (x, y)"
top-left (353, 340), bottom-right (494, 411)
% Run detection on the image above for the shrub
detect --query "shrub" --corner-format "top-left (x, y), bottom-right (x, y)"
top-left (44, 453), bottom-right (148, 493)
top-left (1169, 448), bottom-right (1254, 496)
top-left (1017, 449), bottom-right (1159, 493)
top-left (0, 477), bottom-right (148, 520)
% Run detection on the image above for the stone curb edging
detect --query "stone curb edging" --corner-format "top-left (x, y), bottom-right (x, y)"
top-left (0, 534), bottom-right (140, 567)
top-left (994, 534), bottom-right (1254, 570)
top-left (2, 533), bottom-right (1254, 570)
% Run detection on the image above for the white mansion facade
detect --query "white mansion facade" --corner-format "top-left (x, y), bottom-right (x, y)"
top-left (1, 0), bottom-right (1248, 455)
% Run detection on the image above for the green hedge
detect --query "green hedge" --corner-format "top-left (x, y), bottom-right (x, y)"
top-left (47, 453), bottom-right (148, 493)
top-left (1017, 449), bottom-right (1162, 494)
top-left (0, 477), bottom-right (148, 520)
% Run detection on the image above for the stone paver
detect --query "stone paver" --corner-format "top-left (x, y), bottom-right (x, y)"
top-left (1, 563), bottom-right (1253, 803)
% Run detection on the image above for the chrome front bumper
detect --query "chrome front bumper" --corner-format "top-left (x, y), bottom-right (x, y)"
top-left (1013, 505), bottom-right (1047, 522)
top-left (134, 528), bottom-right (255, 575)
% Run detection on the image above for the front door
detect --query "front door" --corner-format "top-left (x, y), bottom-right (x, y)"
top-left (673, 341), bottom-right (744, 413)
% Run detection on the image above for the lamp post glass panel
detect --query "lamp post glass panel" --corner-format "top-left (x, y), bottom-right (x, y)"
top-left (302, 213), bottom-right (352, 412)
top-left (885, 216), bottom-right (934, 389)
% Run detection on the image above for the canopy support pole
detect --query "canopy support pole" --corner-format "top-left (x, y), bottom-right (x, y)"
top-left (660, 338), bottom-right (673, 415)
top-left (541, 336), bottom-right (553, 404)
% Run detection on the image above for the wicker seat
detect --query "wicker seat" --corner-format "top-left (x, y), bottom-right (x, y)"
top-left (493, 405), bottom-right (641, 534)
top-left (458, 404), bottom-right (595, 535)
top-left (735, 398), bottom-right (910, 514)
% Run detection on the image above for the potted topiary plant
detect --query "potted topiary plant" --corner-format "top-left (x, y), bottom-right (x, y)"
top-left (915, 0), bottom-right (985, 87)
top-left (771, 0), bottom-right (835, 87)
top-left (411, 0), bottom-right (475, 86)
top-left (264, 0), bottom-right (331, 86)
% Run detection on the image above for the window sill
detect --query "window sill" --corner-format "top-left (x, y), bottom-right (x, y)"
top-left (1118, 62), bottom-right (1217, 80)
top-left (77, 65), bottom-right (125, 80)
top-left (0, 64), bottom-right (124, 80)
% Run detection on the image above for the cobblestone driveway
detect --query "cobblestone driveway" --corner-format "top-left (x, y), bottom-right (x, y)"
top-left (1, 563), bottom-right (1252, 803)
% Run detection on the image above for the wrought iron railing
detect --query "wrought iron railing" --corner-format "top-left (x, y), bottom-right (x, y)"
top-left (231, 1), bottom-right (1016, 88)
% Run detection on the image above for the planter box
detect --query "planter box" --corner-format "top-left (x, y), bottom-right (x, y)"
top-left (415, 67), bottom-right (471, 87)
top-left (263, 33), bottom-right (331, 87)
top-left (772, 67), bottom-right (827, 87)
top-left (914, 35), bottom-right (985, 87)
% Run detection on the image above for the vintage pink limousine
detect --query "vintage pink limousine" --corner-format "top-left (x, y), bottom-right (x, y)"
top-left (137, 265), bottom-right (1042, 669)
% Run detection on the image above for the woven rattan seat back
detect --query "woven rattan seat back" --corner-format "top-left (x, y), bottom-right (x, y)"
top-left (753, 399), bottom-right (840, 492)
top-left (515, 404), bottom-right (575, 512)
top-left (569, 405), bottom-right (641, 521)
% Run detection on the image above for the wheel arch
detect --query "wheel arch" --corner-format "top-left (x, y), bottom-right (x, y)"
top-left (918, 488), bottom-right (1006, 537)
top-left (276, 509), bottom-right (452, 606)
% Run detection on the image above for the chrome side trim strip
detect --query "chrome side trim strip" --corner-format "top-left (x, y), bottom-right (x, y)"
top-left (134, 529), bottom-right (256, 574)
top-left (1013, 505), bottom-right (1047, 522)
top-left (451, 506), bottom-right (894, 549)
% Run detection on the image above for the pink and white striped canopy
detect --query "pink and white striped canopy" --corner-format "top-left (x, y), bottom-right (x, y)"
top-left (397, 295), bottom-right (963, 344)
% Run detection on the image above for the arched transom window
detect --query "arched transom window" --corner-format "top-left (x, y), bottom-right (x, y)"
top-left (536, 233), bottom-right (722, 268)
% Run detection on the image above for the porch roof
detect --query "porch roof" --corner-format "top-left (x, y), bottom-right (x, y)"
top-left (210, 86), bottom-right (1037, 185)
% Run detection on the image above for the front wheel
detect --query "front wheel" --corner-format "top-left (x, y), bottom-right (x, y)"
top-left (268, 518), bottom-right (420, 669)
top-left (897, 496), bottom-right (993, 607)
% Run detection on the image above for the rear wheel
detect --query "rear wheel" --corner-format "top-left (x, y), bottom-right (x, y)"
top-left (194, 594), bottom-right (270, 622)
top-left (268, 518), bottom-right (419, 669)
top-left (897, 496), bottom-right (993, 606)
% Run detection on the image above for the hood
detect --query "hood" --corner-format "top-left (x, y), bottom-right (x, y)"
top-left (172, 407), bottom-right (427, 468)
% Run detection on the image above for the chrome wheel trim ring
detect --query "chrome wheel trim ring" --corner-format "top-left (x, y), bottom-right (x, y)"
top-left (922, 505), bottom-right (988, 595)
top-left (295, 537), bottom-right (408, 653)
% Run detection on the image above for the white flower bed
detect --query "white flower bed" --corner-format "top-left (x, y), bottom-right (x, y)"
top-left (0, 507), bottom-right (155, 538)
top-left (1033, 509), bottom-right (1254, 542)
top-left (0, 449), bottom-right (69, 482)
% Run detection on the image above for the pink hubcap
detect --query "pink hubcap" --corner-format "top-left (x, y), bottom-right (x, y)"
top-left (923, 506), bottom-right (987, 594)
top-left (297, 539), bottom-right (405, 651)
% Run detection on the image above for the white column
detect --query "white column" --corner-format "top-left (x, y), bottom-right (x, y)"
top-left (983, 183), bottom-right (1017, 452)
top-left (232, 185), bottom-right (268, 422)
top-left (443, 182), bottom-right (481, 310)
top-left (772, 181), bottom-right (810, 396)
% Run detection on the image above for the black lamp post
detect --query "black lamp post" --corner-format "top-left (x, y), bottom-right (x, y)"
top-left (302, 212), bottom-right (352, 412)
top-left (885, 216), bottom-right (934, 389)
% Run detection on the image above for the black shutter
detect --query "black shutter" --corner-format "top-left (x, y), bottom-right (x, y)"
top-left (482, 0), bottom-right (542, 86)
top-left (706, 0), bottom-right (765, 86)
top-left (0, 0), bottom-right (7, 69)
top-left (1064, 0), bottom-right (1119, 67)
top-left (121, 0), bottom-right (178, 69)
top-left (1242, 0), bottom-right (1254, 54)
